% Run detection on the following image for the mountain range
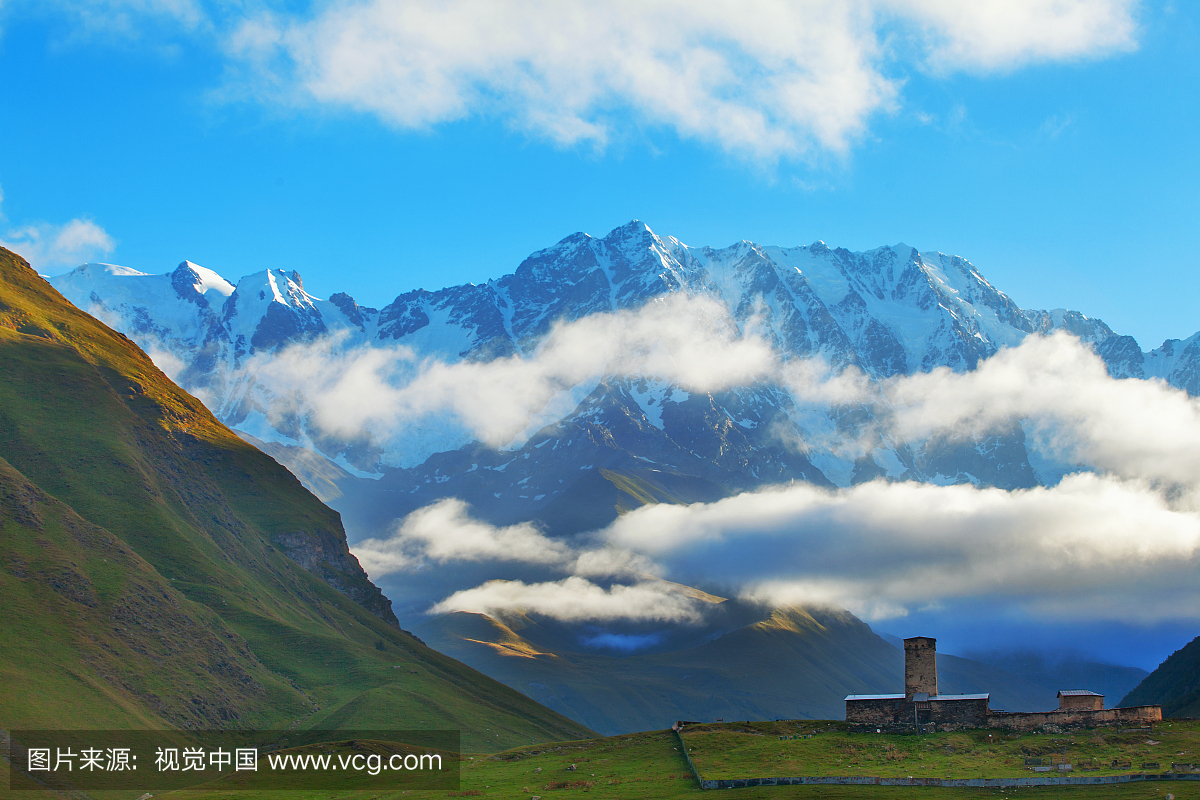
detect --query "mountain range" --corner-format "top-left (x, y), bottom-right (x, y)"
top-left (41, 221), bottom-right (1192, 733)
top-left (51, 221), bottom-right (1200, 510)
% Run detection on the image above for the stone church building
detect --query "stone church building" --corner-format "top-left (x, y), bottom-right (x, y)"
top-left (845, 636), bottom-right (1161, 732)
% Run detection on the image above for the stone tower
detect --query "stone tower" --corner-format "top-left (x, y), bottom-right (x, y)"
top-left (904, 636), bottom-right (938, 698)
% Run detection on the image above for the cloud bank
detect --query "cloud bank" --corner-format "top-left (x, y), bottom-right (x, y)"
top-left (360, 473), bottom-right (1200, 626)
top-left (15, 0), bottom-right (1138, 159)
top-left (609, 473), bottom-right (1200, 623)
top-left (887, 333), bottom-right (1200, 490)
top-left (249, 294), bottom-right (775, 459)
top-left (224, 0), bottom-right (1137, 158)
top-left (350, 324), bottom-right (1200, 627)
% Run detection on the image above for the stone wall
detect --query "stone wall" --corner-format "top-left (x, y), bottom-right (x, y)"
top-left (985, 706), bottom-right (1162, 731)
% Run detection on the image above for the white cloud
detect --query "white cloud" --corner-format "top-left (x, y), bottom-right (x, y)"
top-left (352, 498), bottom-right (659, 580)
top-left (353, 497), bottom-right (574, 575)
top-left (0, 218), bottom-right (116, 272)
top-left (572, 546), bottom-right (660, 579)
top-left (430, 576), bottom-right (707, 623)
top-left (221, 0), bottom-right (1138, 159)
top-left (143, 345), bottom-right (187, 382)
top-left (249, 294), bottom-right (777, 457)
top-left (884, 0), bottom-right (1139, 73)
top-left (0, 182), bottom-right (115, 269)
top-left (604, 473), bottom-right (1200, 623)
top-left (224, 0), bottom-right (891, 158)
top-left (886, 332), bottom-right (1200, 492)
top-left (350, 496), bottom-right (676, 624)
top-left (12, 1), bottom-right (1139, 158)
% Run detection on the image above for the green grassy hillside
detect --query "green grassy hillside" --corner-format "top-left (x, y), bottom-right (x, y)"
top-left (1120, 634), bottom-right (1200, 717)
top-left (0, 247), bottom-right (593, 749)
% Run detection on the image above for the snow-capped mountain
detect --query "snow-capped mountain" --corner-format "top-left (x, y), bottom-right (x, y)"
top-left (49, 221), bottom-right (1200, 536)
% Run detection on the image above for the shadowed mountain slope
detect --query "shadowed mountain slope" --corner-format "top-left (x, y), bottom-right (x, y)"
top-left (1120, 634), bottom-right (1200, 717)
top-left (412, 603), bottom-right (1076, 736)
top-left (0, 247), bottom-right (593, 748)
top-left (962, 648), bottom-right (1147, 709)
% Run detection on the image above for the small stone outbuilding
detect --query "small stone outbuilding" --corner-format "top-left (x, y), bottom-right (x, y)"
top-left (1057, 689), bottom-right (1104, 711)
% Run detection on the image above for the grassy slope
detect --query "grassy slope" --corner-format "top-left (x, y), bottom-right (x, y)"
top-left (1120, 635), bottom-right (1200, 718)
top-left (0, 247), bottom-right (592, 749)
top-left (0, 456), bottom-right (300, 729)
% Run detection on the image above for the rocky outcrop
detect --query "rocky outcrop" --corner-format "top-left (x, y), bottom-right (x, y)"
top-left (271, 528), bottom-right (399, 626)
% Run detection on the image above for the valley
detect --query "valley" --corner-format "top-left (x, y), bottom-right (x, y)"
top-left (32, 221), bottom-right (1198, 741)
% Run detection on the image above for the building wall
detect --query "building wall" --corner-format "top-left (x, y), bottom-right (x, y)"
top-left (846, 698), bottom-right (908, 726)
top-left (904, 637), bottom-right (938, 697)
top-left (847, 698), bottom-right (989, 730)
top-left (1059, 694), bottom-right (1104, 711)
top-left (930, 698), bottom-right (990, 727)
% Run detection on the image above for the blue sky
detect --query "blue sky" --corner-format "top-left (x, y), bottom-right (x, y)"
top-left (5, 1), bottom-right (1200, 670)
top-left (0, 1), bottom-right (1195, 349)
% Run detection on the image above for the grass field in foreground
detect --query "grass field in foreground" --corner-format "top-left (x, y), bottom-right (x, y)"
top-left (681, 719), bottom-right (1200, 781)
top-left (6, 725), bottom-right (1200, 800)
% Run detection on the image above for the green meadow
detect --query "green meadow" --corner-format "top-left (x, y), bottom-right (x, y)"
top-left (680, 720), bottom-right (1200, 781)
top-left (7, 723), bottom-right (1200, 800)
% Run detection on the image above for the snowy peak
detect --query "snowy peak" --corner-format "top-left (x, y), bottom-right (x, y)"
top-left (225, 268), bottom-right (331, 354)
top-left (1144, 331), bottom-right (1200, 395)
top-left (170, 261), bottom-right (235, 308)
top-left (485, 220), bottom-right (692, 348)
top-left (173, 261), bottom-right (235, 296)
top-left (229, 268), bottom-right (315, 309)
top-left (75, 262), bottom-right (150, 279)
